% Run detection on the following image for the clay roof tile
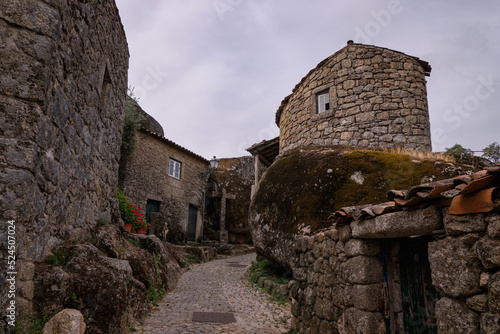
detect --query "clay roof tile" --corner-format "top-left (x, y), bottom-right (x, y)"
top-left (387, 190), bottom-right (407, 201)
top-left (450, 187), bottom-right (498, 215)
top-left (485, 164), bottom-right (500, 173)
top-left (331, 163), bottom-right (500, 225)
top-left (140, 127), bottom-right (209, 163)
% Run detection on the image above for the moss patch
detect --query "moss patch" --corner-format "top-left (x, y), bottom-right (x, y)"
top-left (252, 147), bottom-right (476, 236)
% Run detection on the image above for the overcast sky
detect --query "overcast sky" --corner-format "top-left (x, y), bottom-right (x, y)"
top-left (115, 0), bottom-right (499, 160)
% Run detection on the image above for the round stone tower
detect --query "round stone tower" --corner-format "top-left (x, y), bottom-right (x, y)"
top-left (276, 42), bottom-right (432, 153)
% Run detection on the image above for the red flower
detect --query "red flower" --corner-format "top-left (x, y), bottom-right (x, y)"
top-left (142, 226), bottom-right (146, 229)
top-left (148, 224), bottom-right (151, 227)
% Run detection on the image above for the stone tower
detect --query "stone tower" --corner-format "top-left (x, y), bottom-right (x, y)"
top-left (275, 42), bottom-right (432, 153)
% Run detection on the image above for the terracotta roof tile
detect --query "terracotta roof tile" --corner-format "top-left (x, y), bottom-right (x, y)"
top-left (450, 187), bottom-right (498, 215)
top-left (140, 127), bottom-right (209, 164)
top-left (459, 173), bottom-right (500, 195)
top-left (330, 163), bottom-right (500, 225)
top-left (387, 190), bottom-right (407, 201)
top-left (486, 166), bottom-right (500, 173)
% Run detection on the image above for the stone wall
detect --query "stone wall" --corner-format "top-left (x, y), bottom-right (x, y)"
top-left (276, 43), bottom-right (432, 153)
top-left (120, 129), bottom-right (209, 243)
top-left (248, 147), bottom-right (475, 271)
top-left (0, 0), bottom-right (128, 329)
top-left (204, 157), bottom-right (255, 244)
top-left (291, 207), bottom-right (500, 333)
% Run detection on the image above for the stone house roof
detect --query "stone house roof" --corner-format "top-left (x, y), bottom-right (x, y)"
top-left (329, 164), bottom-right (500, 225)
top-left (246, 137), bottom-right (280, 166)
top-left (275, 42), bottom-right (432, 127)
top-left (139, 127), bottom-right (209, 164)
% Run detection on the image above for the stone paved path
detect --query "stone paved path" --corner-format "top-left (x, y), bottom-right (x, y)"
top-left (135, 253), bottom-right (292, 334)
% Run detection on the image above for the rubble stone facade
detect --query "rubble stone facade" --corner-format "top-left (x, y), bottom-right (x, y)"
top-left (0, 0), bottom-right (128, 328)
top-left (291, 208), bottom-right (500, 334)
top-left (276, 43), bottom-right (432, 153)
top-left (120, 129), bottom-right (209, 243)
top-left (204, 157), bottom-right (256, 244)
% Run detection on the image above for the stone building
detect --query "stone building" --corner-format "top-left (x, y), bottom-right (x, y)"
top-left (204, 156), bottom-right (258, 244)
top-left (120, 127), bottom-right (210, 243)
top-left (275, 41), bottom-right (432, 153)
top-left (0, 0), bottom-right (128, 327)
top-left (120, 120), bottom-right (259, 244)
top-left (291, 166), bottom-right (500, 333)
top-left (246, 137), bottom-right (279, 196)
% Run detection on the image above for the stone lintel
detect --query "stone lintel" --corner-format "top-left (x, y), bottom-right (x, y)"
top-left (351, 205), bottom-right (442, 239)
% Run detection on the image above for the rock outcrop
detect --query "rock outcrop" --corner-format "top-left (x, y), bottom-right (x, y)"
top-left (33, 224), bottom-right (184, 334)
top-left (249, 147), bottom-right (476, 269)
top-left (290, 164), bottom-right (500, 333)
top-left (43, 309), bottom-right (86, 334)
top-left (128, 97), bottom-right (165, 136)
top-left (0, 0), bottom-right (129, 330)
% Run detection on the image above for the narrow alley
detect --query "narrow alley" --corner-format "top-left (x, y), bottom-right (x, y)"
top-left (136, 254), bottom-right (292, 334)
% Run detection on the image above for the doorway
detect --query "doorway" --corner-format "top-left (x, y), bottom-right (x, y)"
top-left (187, 205), bottom-right (198, 242)
top-left (399, 237), bottom-right (441, 334)
top-left (146, 199), bottom-right (161, 224)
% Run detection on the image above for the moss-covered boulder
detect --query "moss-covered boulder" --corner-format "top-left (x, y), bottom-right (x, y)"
top-left (249, 147), bottom-right (476, 269)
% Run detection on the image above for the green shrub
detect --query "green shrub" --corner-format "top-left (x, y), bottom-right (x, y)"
top-left (248, 257), bottom-right (291, 285)
top-left (127, 237), bottom-right (141, 248)
top-left (185, 253), bottom-right (201, 265)
top-left (14, 312), bottom-right (51, 334)
top-left (45, 246), bottom-right (69, 267)
top-left (147, 279), bottom-right (160, 305)
top-left (120, 89), bottom-right (144, 158)
top-left (483, 142), bottom-right (500, 163)
top-left (271, 291), bottom-right (288, 305)
top-left (284, 329), bottom-right (299, 334)
top-left (96, 213), bottom-right (110, 226)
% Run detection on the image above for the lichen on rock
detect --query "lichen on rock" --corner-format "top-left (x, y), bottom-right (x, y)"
top-left (249, 146), bottom-right (477, 268)
top-left (33, 224), bottom-right (184, 333)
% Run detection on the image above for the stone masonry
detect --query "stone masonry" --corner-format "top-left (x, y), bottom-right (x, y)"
top-left (0, 0), bottom-right (128, 329)
top-left (120, 129), bottom-right (209, 243)
top-left (292, 208), bottom-right (500, 334)
top-left (276, 42), bottom-right (432, 153)
top-left (205, 157), bottom-right (256, 244)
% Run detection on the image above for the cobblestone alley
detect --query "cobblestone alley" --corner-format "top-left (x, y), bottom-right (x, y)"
top-left (135, 253), bottom-right (292, 334)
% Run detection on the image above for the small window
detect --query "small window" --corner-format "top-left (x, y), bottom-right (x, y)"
top-left (169, 159), bottom-right (182, 179)
top-left (316, 91), bottom-right (330, 114)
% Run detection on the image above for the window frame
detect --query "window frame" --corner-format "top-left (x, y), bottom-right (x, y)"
top-left (316, 90), bottom-right (331, 114)
top-left (168, 158), bottom-right (182, 179)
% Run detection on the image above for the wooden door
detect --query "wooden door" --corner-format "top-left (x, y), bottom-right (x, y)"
top-left (187, 205), bottom-right (198, 242)
top-left (399, 237), bottom-right (440, 334)
top-left (146, 199), bottom-right (161, 224)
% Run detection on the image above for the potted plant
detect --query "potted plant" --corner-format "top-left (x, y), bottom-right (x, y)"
top-left (116, 188), bottom-right (150, 233)
top-left (131, 204), bottom-right (149, 234)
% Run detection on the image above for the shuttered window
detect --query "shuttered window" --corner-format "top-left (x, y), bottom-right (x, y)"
top-left (169, 159), bottom-right (182, 179)
top-left (316, 91), bottom-right (330, 114)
